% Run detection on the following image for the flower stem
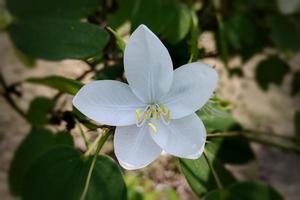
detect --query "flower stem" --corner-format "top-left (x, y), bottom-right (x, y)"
top-left (80, 128), bottom-right (110, 200)
top-left (76, 119), bottom-right (89, 149)
top-left (203, 150), bottom-right (224, 190)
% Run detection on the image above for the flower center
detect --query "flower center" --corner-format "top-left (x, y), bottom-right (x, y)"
top-left (135, 104), bottom-right (171, 132)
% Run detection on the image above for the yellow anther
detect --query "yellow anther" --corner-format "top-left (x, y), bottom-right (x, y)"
top-left (155, 110), bottom-right (160, 120)
top-left (135, 109), bottom-right (142, 123)
top-left (160, 104), bottom-right (166, 113)
top-left (144, 110), bottom-right (150, 121)
top-left (166, 109), bottom-right (171, 121)
top-left (148, 123), bottom-right (157, 133)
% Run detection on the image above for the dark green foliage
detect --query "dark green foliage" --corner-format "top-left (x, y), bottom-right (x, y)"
top-left (7, 0), bottom-right (109, 60)
top-left (270, 15), bottom-right (300, 52)
top-left (179, 142), bottom-right (236, 197)
top-left (291, 71), bottom-right (300, 96)
top-left (26, 97), bottom-right (55, 127)
top-left (255, 56), bottom-right (290, 90)
top-left (9, 128), bottom-right (73, 195)
top-left (204, 181), bottom-right (283, 200)
top-left (295, 111), bottom-right (300, 143)
top-left (27, 75), bottom-right (83, 95)
top-left (7, 0), bottom-right (99, 19)
top-left (215, 138), bottom-right (255, 164)
top-left (94, 65), bottom-right (124, 80)
top-left (109, 0), bottom-right (191, 44)
top-left (22, 146), bottom-right (127, 200)
top-left (9, 20), bottom-right (108, 60)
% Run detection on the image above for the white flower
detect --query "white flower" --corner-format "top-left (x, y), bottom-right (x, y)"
top-left (73, 25), bottom-right (218, 170)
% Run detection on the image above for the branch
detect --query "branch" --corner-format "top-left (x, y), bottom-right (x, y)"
top-left (207, 130), bottom-right (300, 154)
top-left (0, 73), bottom-right (26, 119)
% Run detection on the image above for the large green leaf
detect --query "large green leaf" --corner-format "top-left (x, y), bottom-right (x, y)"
top-left (109, 0), bottom-right (191, 44)
top-left (26, 97), bottom-right (55, 127)
top-left (255, 56), bottom-right (290, 90)
top-left (9, 19), bottom-right (109, 60)
top-left (197, 110), bottom-right (240, 133)
top-left (7, 0), bottom-right (99, 19)
top-left (23, 146), bottom-right (127, 200)
top-left (9, 128), bottom-right (73, 196)
top-left (179, 142), bottom-right (235, 197)
top-left (27, 75), bottom-right (83, 95)
top-left (204, 181), bottom-right (283, 200)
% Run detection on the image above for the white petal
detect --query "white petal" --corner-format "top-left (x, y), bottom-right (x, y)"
top-left (114, 124), bottom-right (162, 170)
top-left (162, 62), bottom-right (218, 119)
top-left (73, 80), bottom-right (146, 126)
top-left (124, 24), bottom-right (173, 103)
top-left (150, 114), bottom-right (206, 159)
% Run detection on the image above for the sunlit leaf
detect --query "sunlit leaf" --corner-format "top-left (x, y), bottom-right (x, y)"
top-left (9, 128), bottom-right (73, 196)
top-left (27, 75), bottom-right (83, 95)
top-left (23, 146), bottom-right (127, 200)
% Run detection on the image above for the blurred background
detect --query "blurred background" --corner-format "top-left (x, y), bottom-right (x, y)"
top-left (0, 0), bottom-right (300, 199)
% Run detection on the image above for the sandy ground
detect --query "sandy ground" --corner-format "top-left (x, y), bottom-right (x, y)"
top-left (0, 30), bottom-right (300, 200)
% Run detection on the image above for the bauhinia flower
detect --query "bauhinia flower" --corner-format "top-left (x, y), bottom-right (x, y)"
top-left (73, 25), bottom-right (218, 170)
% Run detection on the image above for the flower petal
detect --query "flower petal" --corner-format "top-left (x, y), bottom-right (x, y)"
top-left (114, 124), bottom-right (162, 170)
top-left (162, 62), bottom-right (218, 119)
top-left (73, 80), bottom-right (146, 126)
top-left (124, 24), bottom-right (173, 103)
top-left (150, 114), bottom-right (206, 159)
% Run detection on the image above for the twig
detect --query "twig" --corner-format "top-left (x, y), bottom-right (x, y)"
top-left (80, 129), bottom-right (111, 200)
top-left (207, 131), bottom-right (300, 154)
top-left (203, 150), bottom-right (224, 190)
top-left (0, 74), bottom-right (26, 118)
top-left (76, 119), bottom-right (90, 149)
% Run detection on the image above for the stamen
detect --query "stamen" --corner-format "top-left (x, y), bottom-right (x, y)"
top-left (148, 122), bottom-right (157, 133)
top-left (160, 104), bottom-right (166, 113)
top-left (135, 109), bottom-right (142, 123)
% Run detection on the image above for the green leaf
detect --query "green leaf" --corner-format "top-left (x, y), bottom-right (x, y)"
top-left (255, 56), bottom-right (290, 90)
top-left (220, 13), bottom-right (266, 61)
top-left (9, 128), bottom-right (73, 196)
top-left (7, 0), bottom-right (99, 20)
top-left (9, 19), bottom-right (109, 60)
top-left (294, 111), bottom-right (300, 143)
top-left (270, 15), bottom-right (300, 52)
top-left (109, 0), bottom-right (191, 44)
top-left (179, 142), bottom-right (235, 197)
top-left (27, 75), bottom-right (83, 95)
top-left (204, 181), bottom-right (283, 200)
top-left (291, 71), bottom-right (300, 96)
top-left (14, 48), bottom-right (36, 68)
top-left (106, 27), bottom-right (126, 51)
top-left (23, 146), bottom-right (127, 200)
top-left (197, 105), bottom-right (241, 133)
top-left (26, 97), bottom-right (55, 127)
